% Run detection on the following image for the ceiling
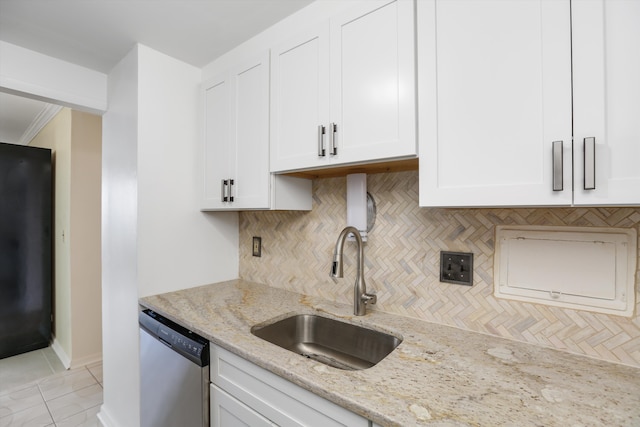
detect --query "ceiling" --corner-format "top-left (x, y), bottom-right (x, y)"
top-left (0, 0), bottom-right (315, 144)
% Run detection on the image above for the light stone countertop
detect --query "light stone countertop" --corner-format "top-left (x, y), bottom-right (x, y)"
top-left (139, 279), bottom-right (640, 427)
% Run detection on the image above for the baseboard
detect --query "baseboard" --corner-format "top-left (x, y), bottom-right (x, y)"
top-left (70, 352), bottom-right (102, 369)
top-left (97, 405), bottom-right (117, 427)
top-left (50, 337), bottom-right (71, 369)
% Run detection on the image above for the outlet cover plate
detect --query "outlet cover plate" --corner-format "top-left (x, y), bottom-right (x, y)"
top-left (252, 237), bottom-right (262, 257)
top-left (440, 251), bottom-right (473, 286)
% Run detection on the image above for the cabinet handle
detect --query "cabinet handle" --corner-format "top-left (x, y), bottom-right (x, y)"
top-left (317, 125), bottom-right (326, 157)
top-left (229, 179), bottom-right (235, 202)
top-left (584, 137), bottom-right (596, 190)
top-left (221, 179), bottom-right (229, 202)
top-left (552, 140), bottom-right (563, 191)
top-left (329, 123), bottom-right (337, 156)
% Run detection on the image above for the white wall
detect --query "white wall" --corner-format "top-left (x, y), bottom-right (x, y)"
top-left (0, 41), bottom-right (107, 114)
top-left (100, 44), bottom-right (239, 427)
top-left (137, 45), bottom-right (238, 298)
top-left (100, 46), bottom-right (139, 427)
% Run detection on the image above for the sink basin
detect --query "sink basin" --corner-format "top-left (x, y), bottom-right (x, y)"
top-left (251, 314), bottom-right (402, 370)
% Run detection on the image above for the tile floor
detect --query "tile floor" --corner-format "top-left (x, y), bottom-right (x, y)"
top-left (0, 348), bottom-right (102, 427)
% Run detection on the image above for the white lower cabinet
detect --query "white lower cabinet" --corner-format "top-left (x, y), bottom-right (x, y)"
top-left (210, 384), bottom-right (276, 427)
top-left (210, 344), bottom-right (370, 427)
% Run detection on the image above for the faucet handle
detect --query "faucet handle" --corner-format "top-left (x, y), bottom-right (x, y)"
top-left (362, 292), bottom-right (377, 305)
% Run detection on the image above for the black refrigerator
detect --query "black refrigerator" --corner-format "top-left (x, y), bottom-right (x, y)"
top-left (0, 142), bottom-right (52, 360)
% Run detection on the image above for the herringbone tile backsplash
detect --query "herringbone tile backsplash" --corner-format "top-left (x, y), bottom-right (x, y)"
top-left (239, 171), bottom-right (640, 367)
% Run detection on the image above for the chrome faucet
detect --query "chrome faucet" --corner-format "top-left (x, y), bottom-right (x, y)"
top-left (330, 226), bottom-right (377, 316)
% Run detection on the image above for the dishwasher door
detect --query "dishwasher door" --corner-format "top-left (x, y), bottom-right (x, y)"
top-left (139, 310), bottom-right (209, 427)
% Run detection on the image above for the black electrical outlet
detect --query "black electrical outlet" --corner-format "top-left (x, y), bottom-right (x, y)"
top-left (252, 236), bottom-right (262, 257)
top-left (440, 251), bottom-right (473, 286)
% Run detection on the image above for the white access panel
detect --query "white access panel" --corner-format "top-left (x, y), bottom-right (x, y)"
top-left (494, 226), bottom-right (636, 316)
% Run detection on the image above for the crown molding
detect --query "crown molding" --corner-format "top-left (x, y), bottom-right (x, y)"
top-left (21, 103), bottom-right (63, 145)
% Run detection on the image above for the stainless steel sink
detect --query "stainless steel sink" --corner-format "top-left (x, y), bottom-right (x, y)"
top-left (251, 314), bottom-right (402, 370)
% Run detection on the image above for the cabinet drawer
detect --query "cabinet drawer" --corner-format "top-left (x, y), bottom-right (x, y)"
top-left (210, 344), bottom-right (369, 427)
top-left (210, 384), bottom-right (275, 427)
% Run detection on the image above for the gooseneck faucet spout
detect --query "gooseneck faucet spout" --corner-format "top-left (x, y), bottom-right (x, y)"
top-left (330, 226), bottom-right (377, 316)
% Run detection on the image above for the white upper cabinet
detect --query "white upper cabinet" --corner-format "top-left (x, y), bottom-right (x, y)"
top-left (572, 0), bottom-right (640, 205)
top-left (418, 0), bottom-right (573, 207)
top-left (270, 0), bottom-right (417, 173)
top-left (418, 0), bottom-right (640, 207)
top-left (202, 51), bottom-right (270, 210)
top-left (329, 0), bottom-right (417, 165)
top-left (201, 51), bottom-right (311, 211)
top-left (270, 24), bottom-right (331, 172)
top-left (202, 71), bottom-right (233, 209)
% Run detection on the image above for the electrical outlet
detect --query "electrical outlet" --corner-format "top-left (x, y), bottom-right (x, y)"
top-left (440, 251), bottom-right (473, 286)
top-left (252, 237), bottom-right (262, 257)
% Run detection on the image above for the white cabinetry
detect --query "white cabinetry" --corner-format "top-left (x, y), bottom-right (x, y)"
top-left (270, 0), bottom-right (416, 173)
top-left (572, 0), bottom-right (640, 205)
top-left (209, 343), bottom-right (370, 427)
top-left (210, 384), bottom-right (275, 427)
top-left (418, 0), bottom-right (640, 207)
top-left (418, 0), bottom-right (573, 207)
top-left (201, 51), bottom-right (311, 211)
top-left (270, 24), bottom-right (330, 172)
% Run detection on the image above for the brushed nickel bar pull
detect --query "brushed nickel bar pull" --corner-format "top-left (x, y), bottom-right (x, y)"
top-left (222, 179), bottom-right (228, 202)
top-left (329, 122), bottom-right (337, 156)
top-left (317, 125), bottom-right (325, 157)
top-left (229, 179), bottom-right (235, 202)
top-left (552, 140), bottom-right (563, 191)
top-left (584, 137), bottom-right (596, 190)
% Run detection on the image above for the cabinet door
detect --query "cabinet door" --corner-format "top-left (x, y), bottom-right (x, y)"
top-left (211, 384), bottom-right (275, 427)
top-left (270, 24), bottom-right (330, 172)
top-left (418, 0), bottom-right (573, 207)
top-left (211, 344), bottom-right (370, 427)
top-left (232, 51), bottom-right (271, 209)
top-left (572, 0), bottom-right (640, 205)
top-left (330, 0), bottom-right (416, 165)
top-left (202, 73), bottom-right (233, 210)
top-left (201, 52), bottom-right (271, 210)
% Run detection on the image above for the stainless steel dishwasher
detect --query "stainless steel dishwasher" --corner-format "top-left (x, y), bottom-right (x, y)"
top-left (139, 309), bottom-right (209, 427)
